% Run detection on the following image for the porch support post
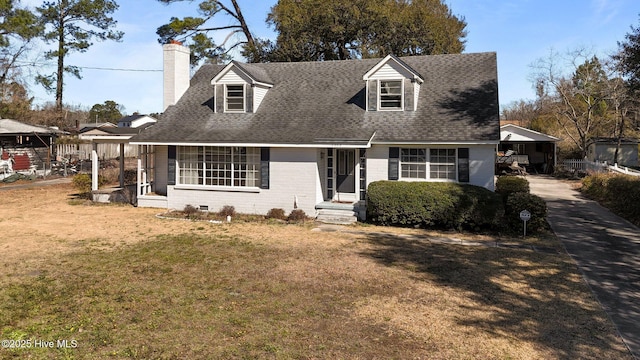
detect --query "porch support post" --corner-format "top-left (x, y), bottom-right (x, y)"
top-left (119, 142), bottom-right (125, 188)
top-left (91, 142), bottom-right (99, 191)
top-left (137, 157), bottom-right (142, 197)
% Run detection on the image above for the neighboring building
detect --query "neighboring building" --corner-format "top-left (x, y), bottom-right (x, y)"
top-left (587, 138), bottom-right (639, 167)
top-left (498, 124), bottom-right (560, 174)
top-left (77, 122), bottom-right (117, 133)
top-left (131, 44), bottom-right (500, 219)
top-left (0, 118), bottom-right (64, 171)
top-left (117, 114), bottom-right (157, 128)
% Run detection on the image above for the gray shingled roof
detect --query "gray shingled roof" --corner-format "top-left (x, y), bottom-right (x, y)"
top-left (133, 52), bottom-right (499, 145)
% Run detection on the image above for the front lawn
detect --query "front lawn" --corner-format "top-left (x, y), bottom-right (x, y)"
top-left (0, 184), bottom-right (632, 359)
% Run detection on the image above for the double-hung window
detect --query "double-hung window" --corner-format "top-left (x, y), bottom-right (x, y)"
top-left (178, 146), bottom-right (260, 187)
top-left (399, 148), bottom-right (457, 181)
top-left (225, 84), bottom-right (245, 112)
top-left (429, 149), bottom-right (457, 180)
top-left (379, 80), bottom-right (403, 110)
top-left (401, 148), bottom-right (427, 179)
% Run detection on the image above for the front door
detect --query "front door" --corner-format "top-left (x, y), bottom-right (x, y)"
top-left (336, 149), bottom-right (356, 194)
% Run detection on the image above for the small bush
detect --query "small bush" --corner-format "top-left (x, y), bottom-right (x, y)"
top-left (581, 173), bottom-right (613, 202)
top-left (504, 192), bottom-right (548, 234)
top-left (287, 209), bottom-right (307, 223)
top-left (183, 204), bottom-right (201, 219)
top-left (218, 205), bottom-right (236, 217)
top-left (496, 176), bottom-right (529, 199)
top-left (266, 208), bottom-right (287, 220)
top-left (603, 175), bottom-right (640, 224)
top-left (366, 181), bottom-right (504, 230)
top-left (72, 173), bottom-right (106, 194)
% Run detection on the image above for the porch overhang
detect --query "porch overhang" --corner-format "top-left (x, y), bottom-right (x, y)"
top-left (131, 132), bottom-right (377, 149)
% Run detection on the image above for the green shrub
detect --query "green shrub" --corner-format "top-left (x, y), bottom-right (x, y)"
top-left (366, 181), bottom-right (504, 230)
top-left (218, 205), bottom-right (236, 217)
top-left (581, 173), bottom-right (613, 202)
top-left (72, 173), bottom-right (105, 194)
top-left (266, 208), bottom-right (287, 220)
top-left (580, 173), bottom-right (640, 226)
top-left (605, 175), bottom-right (640, 224)
top-left (496, 176), bottom-right (529, 199)
top-left (287, 209), bottom-right (307, 223)
top-left (504, 192), bottom-right (548, 234)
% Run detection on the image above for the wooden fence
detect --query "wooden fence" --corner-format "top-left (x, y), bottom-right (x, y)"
top-left (56, 143), bottom-right (139, 160)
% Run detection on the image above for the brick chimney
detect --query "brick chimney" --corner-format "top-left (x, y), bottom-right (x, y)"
top-left (163, 42), bottom-right (190, 111)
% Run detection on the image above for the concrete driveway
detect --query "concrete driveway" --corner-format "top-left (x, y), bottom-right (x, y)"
top-left (528, 175), bottom-right (640, 359)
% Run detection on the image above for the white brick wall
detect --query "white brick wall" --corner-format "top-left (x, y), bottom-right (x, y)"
top-left (141, 144), bottom-right (496, 214)
top-left (165, 148), bottom-right (320, 216)
top-left (366, 144), bottom-right (496, 191)
top-left (154, 146), bottom-right (168, 195)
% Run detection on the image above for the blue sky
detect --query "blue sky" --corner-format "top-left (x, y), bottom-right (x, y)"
top-left (20, 0), bottom-right (640, 116)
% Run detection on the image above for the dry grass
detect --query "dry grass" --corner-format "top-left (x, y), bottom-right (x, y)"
top-left (0, 184), bottom-right (632, 359)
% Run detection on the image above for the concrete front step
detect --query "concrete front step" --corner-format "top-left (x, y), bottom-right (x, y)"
top-left (316, 214), bottom-right (358, 225)
top-left (315, 201), bottom-right (362, 224)
top-left (316, 208), bottom-right (358, 218)
top-left (316, 208), bottom-right (358, 225)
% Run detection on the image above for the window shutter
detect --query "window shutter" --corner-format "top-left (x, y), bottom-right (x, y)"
top-left (388, 147), bottom-right (399, 180)
top-left (260, 147), bottom-right (270, 189)
top-left (168, 145), bottom-right (176, 186)
top-left (368, 80), bottom-right (377, 111)
top-left (405, 79), bottom-right (414, 111)
top-left (458, 148), bottom-right (470, 183)
top-left (216, 85), bottom-right (224, 112)
top-left (246, 85), bottom-right (253, 113)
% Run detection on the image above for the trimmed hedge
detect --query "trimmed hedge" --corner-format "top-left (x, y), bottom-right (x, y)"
top-left (366, 181), bottom-right (504, 230)
top-left (496, 176), bottom-right (530, 198)
top-left (504, 192), bottom-right (548, 234)
top-left (582, 173), bottom-right (640, 225)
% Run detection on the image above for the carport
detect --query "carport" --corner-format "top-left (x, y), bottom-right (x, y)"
top-left (499, 124), bottom-right (559, 174)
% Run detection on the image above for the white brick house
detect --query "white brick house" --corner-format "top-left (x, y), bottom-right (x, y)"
top-left (131, 44), bottom-right (500, 220)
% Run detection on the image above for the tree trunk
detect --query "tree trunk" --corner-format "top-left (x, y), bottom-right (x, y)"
top-left (230, 0), bottom-right (253, 49)
top-left (55, 10), bottom-right (65, 113)
top-left (613, 111), bottom-right (626, 165)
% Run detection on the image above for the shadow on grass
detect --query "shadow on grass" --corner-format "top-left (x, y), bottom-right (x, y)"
top-left (360, 232), bottom-right (632, 359)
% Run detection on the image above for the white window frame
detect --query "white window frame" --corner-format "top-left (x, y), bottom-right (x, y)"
top-left (400, 148), bottom-right (427, 180)
top-left (225, 84), bottom-right (245, 113)
top-left (177, 146), bottom-right (260, 188)
top-left (428, 148), bottom-right (457, 181)
top-left (399, 147), bottom-right (458, 182)
top-left (378, 79), bottom-right (404, 111)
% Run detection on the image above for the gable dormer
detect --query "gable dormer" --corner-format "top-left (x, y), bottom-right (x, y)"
top-left (211, 61), bottom-right (273, 113)
top-left (362, 55), bottom-right (424, 112)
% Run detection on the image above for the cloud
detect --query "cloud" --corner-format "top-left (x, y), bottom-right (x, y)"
top-left (591, 0), bottom-right (621, 26)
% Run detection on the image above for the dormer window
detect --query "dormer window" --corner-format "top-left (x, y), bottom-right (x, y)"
top-left (379, 80), bottom-right (403, 110)
top-left (363, 55), bottom-right (423, 112)
top-left (225, 84), bottom-right (245, 112)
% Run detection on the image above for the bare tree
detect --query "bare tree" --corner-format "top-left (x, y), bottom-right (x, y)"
top-left (531, 48), bottom-right (609, 158)
top-left (156, 0), bottom-right (256, 64)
